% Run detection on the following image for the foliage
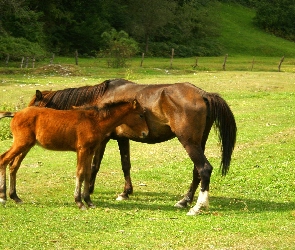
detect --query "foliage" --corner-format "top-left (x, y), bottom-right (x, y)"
top-left (0, 36), bottom-right (47, 60)
top-left (99, 29), bottom-right (139, 68)
top-left (254, 0), bottom-right (295, 42)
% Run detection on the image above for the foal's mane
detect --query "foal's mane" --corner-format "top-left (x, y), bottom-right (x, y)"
top-left (30, 80), bottom-right (110, 109)
top-left (73, 100), bottom-right (134, 120)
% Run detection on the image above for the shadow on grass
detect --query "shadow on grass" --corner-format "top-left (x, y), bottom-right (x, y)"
top-left (5, 191), bottom-right (294, 213)
top-left (90, 191), bottom-right (295, 213)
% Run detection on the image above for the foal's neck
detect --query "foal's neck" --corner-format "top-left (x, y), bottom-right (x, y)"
top-left (98, 104), bottom-right (132, 133)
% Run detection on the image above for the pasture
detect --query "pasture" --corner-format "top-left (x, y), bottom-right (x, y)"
top-left (0, 59), bottom-right (295, 249)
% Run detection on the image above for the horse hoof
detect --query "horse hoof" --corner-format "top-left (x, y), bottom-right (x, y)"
top-left (186, 208), bottom-right (200, 216)
top-left (174, 200), bottom-right (188, 208)
top-left (116, 195), bottom-right (129, 201)
top-left (88, 204), bottom-right (96, 209)
top-left (14, 198), bottom-right (23, 204)
top-left (174, 202), bottom-right (186, 209)
top-left (0, 198), bottom-right (6, 205)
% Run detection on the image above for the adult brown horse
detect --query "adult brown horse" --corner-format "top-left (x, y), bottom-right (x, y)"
top-left (0, 100), bottom-right (148, 209)
top-left (28, 79), bottom-right (236, 215)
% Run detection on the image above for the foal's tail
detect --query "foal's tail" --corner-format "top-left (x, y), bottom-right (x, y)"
top-left (205, 93), bottom-right (237, 176)
top-left (0, 111), bottom-right (15, 119)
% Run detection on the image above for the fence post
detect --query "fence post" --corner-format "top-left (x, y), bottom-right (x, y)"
top-left (5, 54), bottom-right (9, 66)
top-left (140, 52), bottom-right (145, 67)
top-left (278, 56), bottom-right (284, 72)
top-left (251, 57), bottom-right (255, 71)
top-left (192, 56), bottom-right (198, 69)
top-left (20, 57), bottom-right (24, 68)
top-left (170, 48), bottom-right (174, 69)
top-left (25, 57), bottom-right (29, 68)
top-left (222, 54), bottom-right (228, 70)
top-left (50, 53), bottom-right (55, 64)
top-left (75, 50), bottom-right (78, 65)
top-left (32, 56), bottom-right (35, 68)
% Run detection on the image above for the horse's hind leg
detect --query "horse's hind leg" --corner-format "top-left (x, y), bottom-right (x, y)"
top-left (9, 150), bottom-right (30, 203)
top-left (175, 141), bottom-right (212, 215)
top-left (187, 157), bottom-right (213, 216)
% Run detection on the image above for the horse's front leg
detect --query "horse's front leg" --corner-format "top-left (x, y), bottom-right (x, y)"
top-left (89, 138), bottom-right (109, 194)
top-left (116, 138), bottom-right (133, 200)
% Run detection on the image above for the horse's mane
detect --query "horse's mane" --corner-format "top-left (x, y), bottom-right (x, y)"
top-left (31, 80), bottom-right (110, 109)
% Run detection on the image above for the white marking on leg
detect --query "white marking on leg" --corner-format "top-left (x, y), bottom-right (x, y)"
top-left (187, 190), bottom-right (209, 216)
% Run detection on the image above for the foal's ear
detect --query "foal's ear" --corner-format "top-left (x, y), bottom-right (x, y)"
top-left (132, 99), bottom-right (137, 109)
top-left (35, 90), bottom-right (43, 100)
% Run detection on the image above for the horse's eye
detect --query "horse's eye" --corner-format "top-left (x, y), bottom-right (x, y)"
top-left (139, 114), bottom-right (144, 118)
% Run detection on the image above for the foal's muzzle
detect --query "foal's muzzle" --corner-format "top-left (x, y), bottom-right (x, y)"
top-left (141, 131), bottom-right (148, 138)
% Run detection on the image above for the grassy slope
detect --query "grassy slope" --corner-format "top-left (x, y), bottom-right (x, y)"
top-left (217, 3), bottom-right (295, 57)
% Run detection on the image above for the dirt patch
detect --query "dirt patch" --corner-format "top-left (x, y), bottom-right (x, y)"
top-left (33, 64), bottom-right (82, 76)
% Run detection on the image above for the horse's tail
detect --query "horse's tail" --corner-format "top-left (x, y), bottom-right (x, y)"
top-left (205, 93), bottom-right (237, 176)
top-left (0, 111), bottom-right (15, 119)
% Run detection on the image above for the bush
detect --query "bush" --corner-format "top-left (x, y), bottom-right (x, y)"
top-left (0, 36), bottom-right (47, 61)
top-left (98, 29), bottom-right (139, 68)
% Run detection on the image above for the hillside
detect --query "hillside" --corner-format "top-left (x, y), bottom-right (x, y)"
top-left (217, 3), bottom-right (295, 57)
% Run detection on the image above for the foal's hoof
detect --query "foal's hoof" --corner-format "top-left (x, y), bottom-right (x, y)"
top-left (116, 194), bottom-right (129, 201)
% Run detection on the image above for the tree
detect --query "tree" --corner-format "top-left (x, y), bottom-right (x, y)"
top-left (254, 0), bottom-right (295, 42)
top-left (127, 0), bottom-right (177, 53)
top-left (0, 0), bottom-right (46, 60)
top-left (100, 29), bottom-right (138, 68)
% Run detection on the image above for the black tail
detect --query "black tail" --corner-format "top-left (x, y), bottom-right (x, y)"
top-left (0, 112), bottom-right (15, 119)
top-left (206, 93), bottom-right (237, 176)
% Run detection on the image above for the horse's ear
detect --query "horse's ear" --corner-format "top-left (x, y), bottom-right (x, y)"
top-left (132, 100), bottom-right (137, 109)
top-left (36, 90), bottom-right (43, 100)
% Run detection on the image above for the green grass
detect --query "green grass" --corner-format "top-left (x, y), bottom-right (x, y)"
top-left (0, 69), bottom-right (295, 249)
top-left (1, 3), bottom-right (295, 249)
top-left (217, 3), bottom-right (295, 57)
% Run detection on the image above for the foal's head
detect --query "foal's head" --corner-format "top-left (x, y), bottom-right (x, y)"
top-left (107, 100), bottom-right (149, 139)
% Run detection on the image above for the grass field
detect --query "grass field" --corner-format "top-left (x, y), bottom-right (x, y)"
top-left (0, 63), bottom-right (294, 249)
top-left (1, 2), bottom-right (295, 249)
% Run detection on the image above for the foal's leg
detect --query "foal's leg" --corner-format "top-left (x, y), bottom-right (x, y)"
top-left (9, 150), bottom-right (30, 203)
top-left (82, 154), bottom-right (96, 209)
top-left (116, 138), bottom-right (133, 200)
top-left (0, 156), bottom-right (7, 204)
top-left (0, 145), bottom-right (31, 204)
top-left (75, 149), bottom-right (95, 209)
top-left (89, 138), bottom-right (109, 194)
